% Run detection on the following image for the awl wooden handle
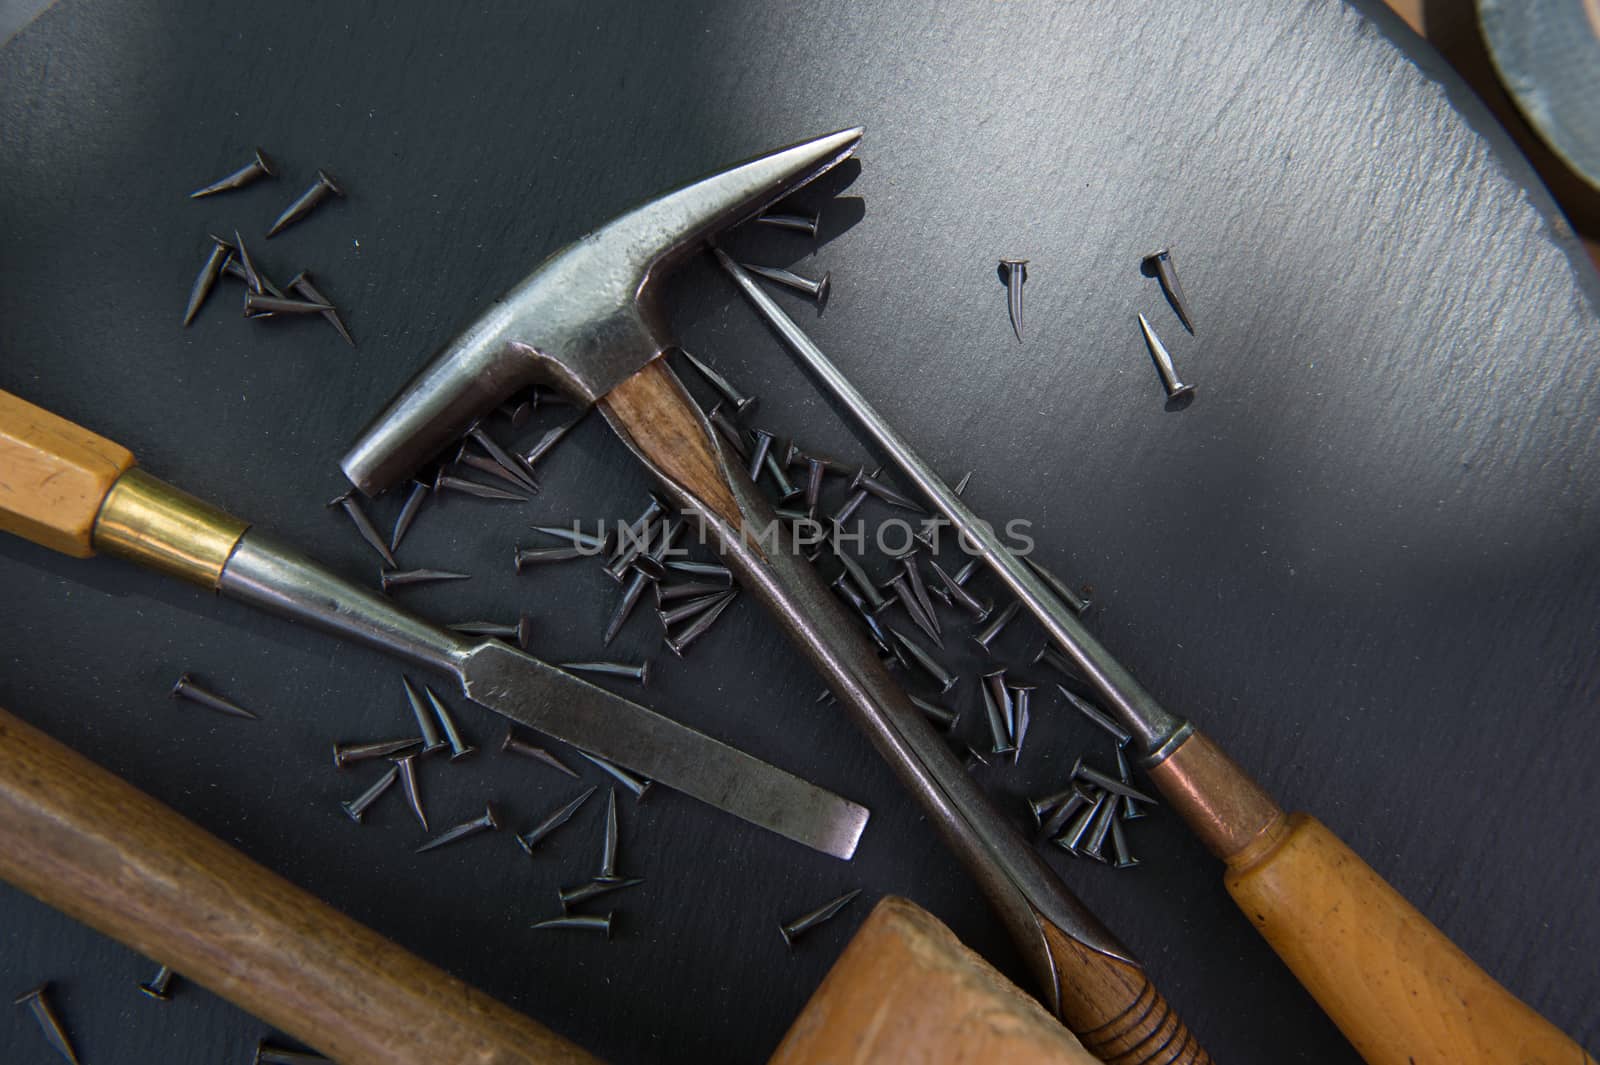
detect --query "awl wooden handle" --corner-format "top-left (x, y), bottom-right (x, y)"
top-left (0, 705), bottom-right (599, 1065)
top-left (1151, 731), bottom-right (1595, 1065)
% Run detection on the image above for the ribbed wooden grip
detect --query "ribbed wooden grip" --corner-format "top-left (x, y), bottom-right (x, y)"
top-left (0, 389), bottom-right (134, 557)
top-left (1226, 814), bottom-right (1594, 1065)
top-left (1041, 919), bottom-right (1213, 1065)
top-left (0, 706), bottom-right (600, 1065)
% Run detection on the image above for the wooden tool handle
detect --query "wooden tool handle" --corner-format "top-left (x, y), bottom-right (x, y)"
top-left (0, 389), bottom-right (135, 556)
top-left (0, 706), bottom-right (600, 1065)
top-left (0, 389), bottom-right (249, 585)
top-left (1151, 731), bottom-right (1594, 1065)
top-left (771, 896), bottom-right (1102, 1065)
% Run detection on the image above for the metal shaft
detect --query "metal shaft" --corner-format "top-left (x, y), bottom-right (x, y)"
top-left (719, 251), bottom-right (1191, 761)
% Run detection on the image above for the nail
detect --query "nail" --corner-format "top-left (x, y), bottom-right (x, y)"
top-left (887, 572), bottom-right (942, 647)
top-left (189, 147), bottom-right (275, 198)
top-left (500, 729), bottom-right (579, 778)
top-left (743, 262), bottom-right (831, 308)
top-left (828, 467), bottom-right (878, 528)
top-left (898, 552), bottom-right (940, 629)
top-left (170, 673), bottom-right (258, 720)
top-left (521, 419), bottom-right (579, 469)
top-left (517, 787), bottom-right (596, 853)
top-left (853, 469), bottom-right (922, 512)
top-left (927, 556), bottom-right (992, 621)
top-left (1117, 745), bottom-right (1147, 821)
top-left (12, 986), bottom-right (82, 1064)
top-left (950, 557), bottom-right (979, 585)
top-left (1143, 249), bottom-right (1195, 333)
top-left (415, 803), bottom-right (498, 853)
top-left (779, 888), bottom-right (861, 948)
top-left (972, 599), bottom-right (1022, 653)
top-left (379, 567), bottom-right (470, 592)
top-left (830, 574), bottom-right (893, 653)
top-left (1072, 759), bottom-right (1159, 806)
top-left (514, 544), bottom-right (586, 571)
top-left (763, 446), bottom-right (800, 498)
top-left (1137, 313), bottom-right (1194, 400)
top-left (747, 428), bottom-right (775, 482)
top-left (456, 448), bottom-right (535, 496)
top-left (604, 570), bottom-right (651, 646)
top-left (981, 674), bottom-right (1015, 755)
top-left (255, 1043), bottom-right (331, 1064)
top-left (680, 350), bottom-right (758, 417)
top-left (138, 964), bottom-right (176, 1001)
top-left (449, 615), bottom-right (535, 650)
top-left (1011, 684), bottom-right (1035, 762)
top-left (422, 685), bottom-right (474, 760)
top-left (1022, 556), bottom-right (1091, 615)
top-left (708, 403), bottom-right (752, 461)
top-left (389, 480), bottom-right (430, 551)
top-left (430, 469), bottom-right (529, 502)
top-left (833, 546), bottom-right (889, 613)
top-left (889, 628), bottom-right (957, 693)
top-left (1028, 784), bottom-right (1078, 826)
top-left (1081, 786), bottom-right (1122, 862)
top-left (281, 271), bottom-right (353, 345)
top-left (783, 440), bottom-right (851, 471)
top-left (1057, 789), bottom-right (1107, 854)
top-left (14, 985), bottom-right (79, 1064)
top-left (341, 764), bottom-right (400, 822)
top-left (1057, 685), bottom-right (1133, 747)
top-left (243, 292), bottom-right (334, 316)
top-left (663, 588), bottom-right (737, 656)
top-left (908, 693), bottom-right (959, 731)
top-left (400, 676), bottom-right (450, 755)
top-left (757, 209), bottom-right (821, 237)
top-left (559, 877), bottom-right (644, 910)
top-left (467, 424), bottom-right (540, 492)
top-left (560, 660), bottom-right (651, 686)
top-left (656, 579), bottom-right (732, 604)
top-left (1041, 786), bottom-right (1095, 840)
top-left (804, 456), bottom-right (827, 518)
top-left (1000, 258), bottom-right (1028, 341)
top-left (531, 524), bottom-right (609, 553)
top-left (183, 234), bottom-right (233, 325)
top-left (393, 752), bottom-right (427, 830)
top-left (267, 168), bottom-right (344, 237)
top-left (232, 230), bottom-right (265, 294)
top-left (530, 913), bottom-right (612, 937)
top-left (964, 744), bottom-right (990, 771)
top-left (597, 789), bottom-right (620, 880)
top-left (333, 737), bottom-right (421, 769)
top-left (577, 752), bottom-right (653, 801)
top-left (328, 490), bottom-right (396, 567)
top-left (953, 471), bottom-right (974, 497)
top-left (606, 497), bottom-right (667, 568)
top-left (665, 560), bottom-right (732, 585)
top-left (1111, 817), bottom-right (1139, 868)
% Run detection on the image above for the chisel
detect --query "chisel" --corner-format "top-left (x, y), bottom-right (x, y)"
top-left (0, 388), bottom-right (868, 861)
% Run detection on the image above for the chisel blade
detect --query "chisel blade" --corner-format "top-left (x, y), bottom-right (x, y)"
top-left (457, 642), bottom-right (868, 859)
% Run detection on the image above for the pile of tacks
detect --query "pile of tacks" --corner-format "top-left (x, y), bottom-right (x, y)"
top-left (180, 147), bottom-right (353, 345)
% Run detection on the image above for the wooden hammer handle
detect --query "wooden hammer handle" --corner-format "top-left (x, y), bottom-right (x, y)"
top-left (1150, 731), bottom-right (1594, 1065)
top-left (0, 706), bottom-right (599, 1065)
top-left (603, 359), bottom-right (1211, 1062)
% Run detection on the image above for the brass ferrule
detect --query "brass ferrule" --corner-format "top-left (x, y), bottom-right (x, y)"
top-left (91, 468), bottom-right (250, 588)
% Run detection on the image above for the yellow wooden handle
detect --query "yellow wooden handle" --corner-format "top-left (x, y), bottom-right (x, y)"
top-left (1151, 731), bottom-right (1593, 1064)
top-left (1231, 817), bottom-right (1593, 1065)
top-left (0, 389), bottom-right (248, 585)
top-left (0, 389), bottom-right (136, 557)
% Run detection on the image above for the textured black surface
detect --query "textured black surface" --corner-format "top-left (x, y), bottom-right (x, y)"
top-left (2, 2), bottom-right (1598, 1063)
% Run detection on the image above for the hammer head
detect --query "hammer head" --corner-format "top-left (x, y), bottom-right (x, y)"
top-left (341, 128), bottom-right (862, 497)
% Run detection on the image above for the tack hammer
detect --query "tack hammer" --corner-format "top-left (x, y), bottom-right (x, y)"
top-left (342, 131), bottom-right (1211, 1061)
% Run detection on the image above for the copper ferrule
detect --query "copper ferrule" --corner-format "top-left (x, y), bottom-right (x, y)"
top-left (92, 468), bottom-right (249, 588)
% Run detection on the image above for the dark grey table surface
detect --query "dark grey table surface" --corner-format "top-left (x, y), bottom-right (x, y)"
top-left (2, 2), bottom-right (1597, 1063)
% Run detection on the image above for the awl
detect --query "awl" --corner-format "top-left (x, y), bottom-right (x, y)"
top-left (0, 388), bottom-right (868, 861)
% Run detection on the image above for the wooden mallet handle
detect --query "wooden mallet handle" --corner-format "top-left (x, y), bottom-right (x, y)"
top-left (0, 705), bottom-right (599, 1065)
